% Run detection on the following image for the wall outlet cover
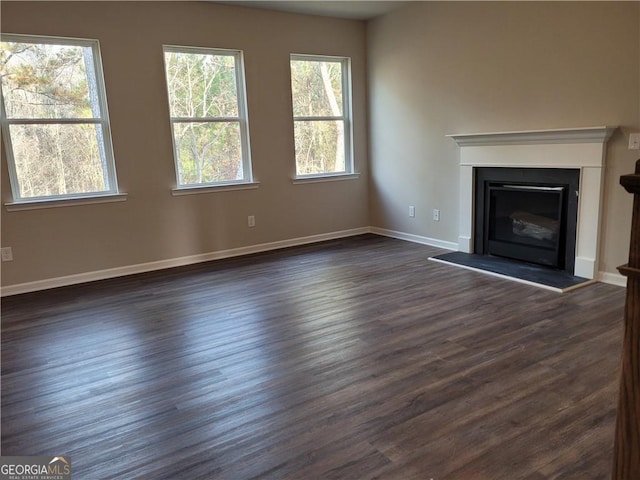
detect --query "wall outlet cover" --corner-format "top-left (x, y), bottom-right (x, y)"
top-left (1, 247), bottom-right (13, 262)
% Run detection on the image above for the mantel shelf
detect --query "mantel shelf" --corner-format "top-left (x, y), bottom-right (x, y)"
top-left (447, 126), bottom-right (617, 147)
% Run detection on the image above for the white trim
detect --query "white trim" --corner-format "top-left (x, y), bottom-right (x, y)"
top-left (453, 127), bottom-right (616, 280)
top-left (163, 45), bottom-right (253, 188)
top-left (290, 54), bottom-right (354, 176)
top-left (458, 235), bottom-right (472, 253)
top-left (598, 271), bottom-right (627, 287)
top-left (5, 193), bottom-right (127, 211)
top-left (370, 227), bottom-right (458, 251)
top-left (8, 118), bottom-right (102, 124)
top-left (0, 34), bottom-right (120, 202)
top-left (458, 144), bottom-right (609, 169)
top-left (0, 227), bottom-right (369, 296)
top-left (447, 126), bottom-right (617, 147)
top-left (292, 173), bottom-right (360, 184)
top-left (293, 115), bottom-right (344, 122)
top-left (2, 227), bottom-right (626, 296)
top-left (170, 116), bottom-right (241, 123)
top-left (171, 182), bottom-right (259, 195)
top-left (574, 256), bottom-right (597, 280)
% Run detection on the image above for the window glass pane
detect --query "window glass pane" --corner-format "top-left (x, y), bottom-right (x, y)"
top-left (0, 41), bottom-right (99, 119)
top-left (291, 59), bottom-right (343, 117)
top-left (164, 51), bottom-right (238, 118)
top-left (173, 122), bottom-right (243, 184)
top-left (9, 123), bottom-right (108, 198)
top-left (294, 120), bottom-right (345, 175)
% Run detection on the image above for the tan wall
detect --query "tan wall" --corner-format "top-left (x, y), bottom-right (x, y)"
top-left (3, 1), bottom-right (638, 290)
top-left (367, 1), bottom-right (640, 276)
top-left (0, 1), bottom-right (369, 287)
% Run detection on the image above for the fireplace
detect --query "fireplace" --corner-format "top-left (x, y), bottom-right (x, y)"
top-left (448, 126), bottom-right (616, 280)
top-left (475, 167), bottom-right (579, 273)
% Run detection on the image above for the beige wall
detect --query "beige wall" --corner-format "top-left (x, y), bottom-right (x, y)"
top-left (367, 1), bottom-right (640, 276)
top-left (3, 1), bottom-right (639, 290)
top-left (0, 1), bottom-right (369, 287)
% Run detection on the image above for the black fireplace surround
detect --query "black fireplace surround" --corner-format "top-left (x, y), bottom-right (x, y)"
top-left (474, 168), bottom-right (580, 273)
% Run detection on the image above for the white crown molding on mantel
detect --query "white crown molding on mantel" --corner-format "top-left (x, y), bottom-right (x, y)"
top-left (452, 126), bottom-right (618, 280)
top-left (447, 126), bottom-right (617, 147)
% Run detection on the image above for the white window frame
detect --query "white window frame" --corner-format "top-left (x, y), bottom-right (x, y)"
top-left (290, 54), bottom-right (354, 180)
top-left (0, 34), bottom-right (121, 206)
top-left (163, 45), bottom-right (253, 192)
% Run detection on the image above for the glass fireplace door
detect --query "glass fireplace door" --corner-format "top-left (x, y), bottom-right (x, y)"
top-left (486, 185), bottom-right (566, 268)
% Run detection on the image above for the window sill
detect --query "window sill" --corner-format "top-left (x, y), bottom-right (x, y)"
top-left (292, 173), bottom-right (360, 185)
top-left (171, 182), bottom-right (260, 196)
top-left (5, 193), bottom-right (128, 211)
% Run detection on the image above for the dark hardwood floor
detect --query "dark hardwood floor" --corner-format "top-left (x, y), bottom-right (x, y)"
top-left (1, 234), bottom-right (626, 479)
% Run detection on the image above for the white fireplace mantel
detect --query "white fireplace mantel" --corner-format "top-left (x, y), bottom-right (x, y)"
top-left (449, 126), bottom-right (617, 280)
top-left (447, 126), bottom-right (616, 147)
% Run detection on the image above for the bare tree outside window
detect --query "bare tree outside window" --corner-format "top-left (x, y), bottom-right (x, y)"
top-left (290, 56), bottom-right (352, 177)
top-left (163, 47), bottom-right (251, 187)
top-left (0, 36), bottom-right (118, 201)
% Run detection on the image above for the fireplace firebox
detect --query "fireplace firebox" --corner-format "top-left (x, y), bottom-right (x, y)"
top-left (475, 168), bottom-right (580, 273)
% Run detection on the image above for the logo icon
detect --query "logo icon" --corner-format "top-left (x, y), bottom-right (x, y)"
top-left (0, 455), bottom-right (72, 480)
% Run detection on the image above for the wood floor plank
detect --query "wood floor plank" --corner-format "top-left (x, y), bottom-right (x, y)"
top-left (1, 234), bottom-right (625, 479)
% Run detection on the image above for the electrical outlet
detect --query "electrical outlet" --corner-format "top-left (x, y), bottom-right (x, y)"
top-left (433, 209), bottom-right (440, 222)
top-left (248, 215), bottom-right (255, 228)
top-left (1, 247), bottom-right (13, 262)
top-left (409, 205), bottom-right (415, 218)
top-left (629, 133), bottom-right (640, 151)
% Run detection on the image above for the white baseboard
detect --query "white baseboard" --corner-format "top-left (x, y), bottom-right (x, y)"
top-left (9, 226), bottom-right (615, 296)
top-left (598, 271), bottom-right (627, 287)
top-left (1, 227), bottom-right (370, 297)
top-left (458, 235), bottom-right (472, 253)
top-left (574, 256), bottom-right (596, 280)
top-left (370, 227), bottom-right (458, 251)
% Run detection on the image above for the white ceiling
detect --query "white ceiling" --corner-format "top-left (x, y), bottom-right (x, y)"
top-left (213, 1), bottom-right (409, 20)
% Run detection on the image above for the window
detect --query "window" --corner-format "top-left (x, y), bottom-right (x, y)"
top-left (0, 35), bottom-right (119, 203)
top-left (163, 46), bottom-right (252, 189)
top-left (290, 55), bottom-right (353, 177)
